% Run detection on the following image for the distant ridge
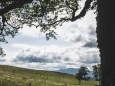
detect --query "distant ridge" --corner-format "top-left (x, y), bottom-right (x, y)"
top-left (56, 68), bottom-right (78, 75)
top-left (56, 68), bottom-right (94, 78)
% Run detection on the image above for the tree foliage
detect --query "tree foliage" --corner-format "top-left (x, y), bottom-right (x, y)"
top-left (0, 0), bottom-right (97, 56)
top-left (93, 64), bottom-right (101, 81)
top-left (76, 66), bottom-right (89, 84)
top-left (78, 67), bottom-right (89, 79)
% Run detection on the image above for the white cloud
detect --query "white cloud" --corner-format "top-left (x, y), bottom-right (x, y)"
top-left (1, 43), bottom-right (100, 71)
top-left (19, 25), bottom-right (45, 37)
top-left (52, 11), bottom-right (97, 45)
top-left (0, 10), bottom-right (100, 71)
top-left (4, 41), bottom-right (100, 71)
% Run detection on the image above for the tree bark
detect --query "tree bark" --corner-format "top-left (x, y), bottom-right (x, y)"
top-left (96, 0), bottom-right (115, 86)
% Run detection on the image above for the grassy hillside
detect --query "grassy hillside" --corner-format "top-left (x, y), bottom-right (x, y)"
top-left (0, 65), bottom-right (98, 86)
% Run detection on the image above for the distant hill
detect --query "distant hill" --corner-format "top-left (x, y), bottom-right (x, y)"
top-left (56, 68), bottom-right (78, 75)
top-left (0, 65), bottom-right (98, 86)
top-left (56, 68), bottom-right (94, 78)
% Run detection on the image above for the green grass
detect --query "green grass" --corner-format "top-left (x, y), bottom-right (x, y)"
top-left (0, 65), bottom-right (98, 86)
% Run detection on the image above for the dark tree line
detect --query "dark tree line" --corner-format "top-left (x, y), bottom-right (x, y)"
top-left (76, 65), bottom-right (100, 85)
top-left (93, 64), bottom-right (101, 81)
top-left (0, 0), bottom-right (115, 85)
top-left (76, 66), bottom-right (89, 85)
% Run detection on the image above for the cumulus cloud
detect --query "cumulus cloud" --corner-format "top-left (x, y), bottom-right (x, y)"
top-left (56, 22), bottom-right (88, 44)
top-left (88, 26), bottom-right (96, 36)
top-left (0, 58), bottom-right (5, 62)
top-left (83, 40), bottom-right (97, 48)
top-left (79, 53), bottom-right (100, 64)
top-left (54, 14), bottom-right (96, 45)
top-left (14, 54), bottom-right (63, 63)
top-left (0, 10), bottom-right (100, 71)
top-left (13, 47), bottom-right (69, 63)
top-left (10, 41), bottom-right (100, 70)
top-left (19, 25), bottom-right (45, 37)
top-left (14, 55), bottom-right (49, 63)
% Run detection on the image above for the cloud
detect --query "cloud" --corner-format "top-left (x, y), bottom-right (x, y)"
top-left (83, 40), bottom-right (97, 48)
top-left (14, 54), bottom-right (63, 63)
top-left (10, 45), bottom-right (75, 70)
top-left (19, 25), bottom-right (45, 37)
top-left (0, 58), bottom-right (5, 62)
top-left (56, 22), bottom-right (87, 44)
top-left (1, 42), bottom-right (100, 71)
top-left (10, 42), bottom-right (100, 70)
top-left (64, 57), bottom-right (71, 61)
top-left (73, 35), bottom-right (84, 42)
top-left (14, 55), bottom-right (49, 63)
top-left (79, 52), bottom-right (100, 64)
top-left (88, 26), bottom-right (96, 36)
top-left (55, 15), bottom-right (96, 45)
top-left (1, 10), bottom-right (100, 71)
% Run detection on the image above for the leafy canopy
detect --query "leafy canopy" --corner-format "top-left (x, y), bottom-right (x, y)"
top-left (93, 64), bottom-right (101, 81)
top-left (0, 0), bottom-right (97, 55)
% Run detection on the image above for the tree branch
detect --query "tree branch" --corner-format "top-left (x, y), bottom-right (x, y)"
top-left (71, 0), bottom-right (93, 21)
top-left (0, 0), bottom-right (33, 16)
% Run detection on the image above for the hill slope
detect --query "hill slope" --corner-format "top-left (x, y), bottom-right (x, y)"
top-left (56, 68), bottom-right (94, 79)
top-left (0, 65), bottom-right (98, 86)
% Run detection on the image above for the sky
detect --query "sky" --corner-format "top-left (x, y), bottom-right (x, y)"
top-left (0, 10), bottom-right (100, 71)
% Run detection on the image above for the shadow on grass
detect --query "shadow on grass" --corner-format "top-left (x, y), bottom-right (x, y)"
top-left (77, 84), bottom-right (82, 86)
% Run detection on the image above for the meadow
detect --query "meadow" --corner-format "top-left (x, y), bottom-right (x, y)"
top-left (0, 65), bottom-right (98, 86)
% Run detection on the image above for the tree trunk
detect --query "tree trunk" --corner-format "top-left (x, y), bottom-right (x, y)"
top-left (96, 0), bottom-right (115, 86)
